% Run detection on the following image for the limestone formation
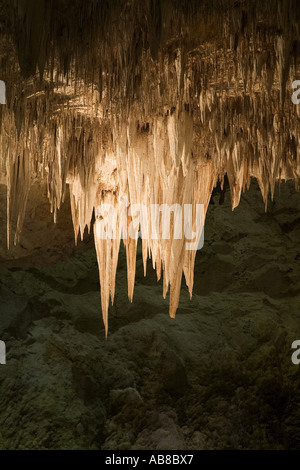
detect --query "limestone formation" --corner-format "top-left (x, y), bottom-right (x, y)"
top-left (0, 0), bottom-right (299, 331)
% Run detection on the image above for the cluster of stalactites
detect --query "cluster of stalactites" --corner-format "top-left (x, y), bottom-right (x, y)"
top-left (0, 0), bottom-right (300, 330)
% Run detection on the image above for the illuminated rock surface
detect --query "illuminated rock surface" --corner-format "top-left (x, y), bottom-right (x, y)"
top-left (0, 1), bottom-right (300, 329)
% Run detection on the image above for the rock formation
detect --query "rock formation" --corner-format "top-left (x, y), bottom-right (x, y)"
top-left (0, 0), bottom-right (299, 331)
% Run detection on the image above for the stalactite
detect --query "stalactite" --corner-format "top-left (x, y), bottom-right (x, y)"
top-left (0, 0), bottom-right (299, 331)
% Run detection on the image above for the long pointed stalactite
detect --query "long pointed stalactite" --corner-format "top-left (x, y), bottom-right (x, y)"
top-left (0, 0), bottom-right (300, 332)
